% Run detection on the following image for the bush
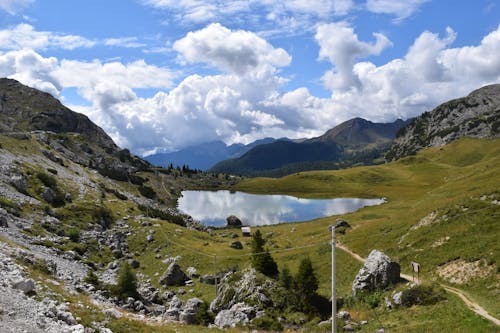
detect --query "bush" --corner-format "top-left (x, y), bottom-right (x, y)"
top-left (138, 185), bottom-right (156, 199)
top-left (250, 313), bottom-right (283, 331)
top-left (401, 284), bottom-right (446, 307)
top-left (37, 171), bottom-right (58, 189)
top-left (114, 262), bottom-right (139, 301)
top-left (137, 205), bottom-right (185, 226)
top-left (66, 227), bottom-right (80, 242)
top-left (84, 270), bottom-right (101, 287)
top-left (92, 206), bottom-right (114, 229)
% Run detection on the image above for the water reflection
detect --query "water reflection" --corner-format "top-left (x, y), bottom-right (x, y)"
top-left (178, 190), bottom-right (384, 227)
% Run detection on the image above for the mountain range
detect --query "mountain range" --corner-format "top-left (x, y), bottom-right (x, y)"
top-left (210, 118), bottom-right (410, 177)
top-left (144, 138), bottom-right (280, 170)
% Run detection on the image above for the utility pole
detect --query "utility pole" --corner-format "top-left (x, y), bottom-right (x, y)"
top-left (214, 255), bottom-right (218, 296)
top-left (330, 225), bottom-right (336, 333)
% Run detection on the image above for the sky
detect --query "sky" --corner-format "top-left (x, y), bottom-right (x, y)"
top-left (0, 0), bottom-right (499, 156)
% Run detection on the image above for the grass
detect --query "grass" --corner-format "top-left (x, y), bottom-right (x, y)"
top-left (227, 138), bottom-right (500, 328)
top-left (2, 134), bottom-right (499, 332)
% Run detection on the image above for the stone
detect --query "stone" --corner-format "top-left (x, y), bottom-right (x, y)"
top-left (160, 262), bottom-right (189, 286)
top-left (392, 291), bottom-right (403, 306)
top-left (335, 218), bottom-right (351, 229)
top-left (0, 209), bottom-right (10, 227)
top-left (336, 310), bottom-right (351, 320)
top-left (129, 259), bottom-right (140, 269)
top-left (352, 250), bottom-right (400, 296)
top-left (186, 266), bottom-right (199, 278)
top-left (214, 302), bottom-right (256, 328)
top-left (13, 278), bottom-right (36, 295)
top-left (10, 174), bottom-right (29, 194)
top-left (226, 215), bottom-right (242, 227)
top-left (41, 187), bottom-right (56, 204)
top-left (179, 298), bottom-right (204, 324)
top-left (229, 241), bottom-right (243, 249)
top-left (146, 234), bottom-right (154, 242)
top-left (200, 274), bottom-right (218, 285)
top-left (343, 324), bottom-right (355, 332)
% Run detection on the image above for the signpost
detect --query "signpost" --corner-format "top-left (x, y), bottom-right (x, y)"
top-left (411, 261), bottom-right (420, 284)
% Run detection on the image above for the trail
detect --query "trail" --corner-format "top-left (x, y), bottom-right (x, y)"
top-left (336, 242), bottom-right (500, 327)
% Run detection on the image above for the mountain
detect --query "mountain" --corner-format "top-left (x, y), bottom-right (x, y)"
top-left (308, 117), bottom-right (409, 149)
top-left (210, 118), bottom-right (409, 177)
top-left (144, 137), bottom-right (278, 170)
top-left (386, 84), bottom-right (500, 161)
top-left (0, 78), bottom-right (150, 180)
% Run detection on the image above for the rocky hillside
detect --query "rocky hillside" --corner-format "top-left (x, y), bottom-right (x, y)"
top-left (386, 84), bottom-right (500, 161)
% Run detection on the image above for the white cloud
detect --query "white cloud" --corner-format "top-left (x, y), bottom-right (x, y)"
top-left (173, 23), bottom-right (291, 76)
top-left (318, 24), bottom-right (500, 122)
top-left (316, 22), bottom-right (392, 91)
top-left (0, 0), bottom-right (33, 14)
top-left (104, 37), bottom-right (147, 48)
top-left (144, 0), bottom-right (354, 36)
top-left (366, 0), bottom-right (429, 22)
top-left (0, 24), bottom-right (95, 51)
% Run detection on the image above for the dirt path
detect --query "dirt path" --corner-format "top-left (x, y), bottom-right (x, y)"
top-left (336, 242), bottom-right (500, 327)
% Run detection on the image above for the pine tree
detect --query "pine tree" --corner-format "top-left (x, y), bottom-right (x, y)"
top-left (116, 262), bottom-right (139, 300)
top-left (251, 230), bottom-right (278, 277)
top-left (295, 257), bottom-right (318, 312)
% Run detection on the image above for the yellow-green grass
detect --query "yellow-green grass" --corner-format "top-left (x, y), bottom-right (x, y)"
top-left (224, 138), bottom-right (500, 323)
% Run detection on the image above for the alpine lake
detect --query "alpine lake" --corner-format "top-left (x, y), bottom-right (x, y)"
top-left (178, 190), bottom-right (385, 227)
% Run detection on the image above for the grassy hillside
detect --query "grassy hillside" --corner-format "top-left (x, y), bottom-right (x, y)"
top-left (1, 133), bottom-right (498, 332)
top-left (232, 138), bottom-right (500, 329)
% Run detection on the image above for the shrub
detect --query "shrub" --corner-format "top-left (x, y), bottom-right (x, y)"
top-left (92, 206), bottom-right (114, 229)
top-left (114, 262), bottom-right (139, 301)
top-left (251, 313), bottom-right (283, 331)
top-left (401, 284), bottom-right (446, 307)
top-left (67, 227), bottom-right (80, 242)
top-left (84, 270), bottom-right (101, 287)
top-left (36, 172), bottom-right (57, 189)
top-left (295, 257), bottom-right (319, 313)
top-left (138, 185), bottom-right (156, 199)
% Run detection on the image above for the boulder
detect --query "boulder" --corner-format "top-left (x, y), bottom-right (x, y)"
top-left (392, 291), bottom-right (403, 306)
top-left (186, 266), bottom-right (199, 278)
top-left (164, 296), bottom-right (184, 321)
top-left (128, 259), bottom-right (140, 269)
top-left (179, 298), bottom-right (205, 324)
top-left (229, 241), bottom-right (243, 249)
top-left (210, 268), bottom-right (277, 314)
top-left (13, 278), bottom-right (36, 295)
top-left (200, 274), bottom-right (218, 285)
top-left (160, 262), bottom-right (189, 286)
top-left (226, 215), bottom-right (242, 227)
top-left (0, 208), bottom-right (11, 227)
top-left (214, 302), bottom-right (256, 328)
top-left (335, 218), bottom-right (351, 229)
top-left (352, 250), bottom-right (400, 296)
top-left (10, 174), bottom-right (29, 194)
top-left (336, 310), bottom-right (351, 320)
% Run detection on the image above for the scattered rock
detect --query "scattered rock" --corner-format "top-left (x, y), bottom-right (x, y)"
top-left (335, 218), bottom-right (351, 229)
top-left (214, 302), bottom-right (256, 328)
top-left (186, 267), bottom-right (199, 278)
top-left (336, 310), bottom-right (351, 320)
top-left (179, 298), bottom-right (205, 324)
top-left (392, 291), bottom-right (403, 306)
top-left (12, 278), bottom-right (36, 295)
top-left (146, 234), bottom-right (154, 242)
top-left (229, 241), bottom-right (243, 249)
top-left (200, 274), bottom-right (218, 285)
top-left (226, 215), bottom-right (242, 227)
top-left (128, 259), bottom-right (140, 269)
top-left (343, 323), bottom-right (355, 332)
top-left (352, 250), bottom-right (400, 296)
top-left (159, 262), bottom-right (189, 286)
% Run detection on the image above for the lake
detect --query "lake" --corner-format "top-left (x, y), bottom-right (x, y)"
top-left (177, 190), bottom-right (385, 227)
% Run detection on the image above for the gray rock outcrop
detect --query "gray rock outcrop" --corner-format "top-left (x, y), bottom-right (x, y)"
top-left (179, 298), bottom-right (204, 324)
top-left (352, 250), bottom-right (400, 296)
top-left (159, 262), bottom-right (189, 286)
top-left (214, 302), bottom-right (256, 328)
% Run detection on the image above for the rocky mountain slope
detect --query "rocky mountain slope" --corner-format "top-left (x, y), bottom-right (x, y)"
top-left (210, 118), bottom-right (408, 177)
top-left (386, 84), bottom-right (500, 161)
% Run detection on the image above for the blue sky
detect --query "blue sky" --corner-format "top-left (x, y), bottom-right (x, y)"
top-left (0, 0), bottom-right (499, 155)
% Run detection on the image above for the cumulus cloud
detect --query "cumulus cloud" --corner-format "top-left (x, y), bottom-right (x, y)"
top-left (2, 22), bottom-right (500, 157)
top-left (173, 23), bottom-right (291, 76)
top-left (0, 0), bottom-right (34, 14)
top-left (366, 0), bottom-right (429, 22)
top-left (0, 24), bottom-right (95, 51)
top-left (316, 22), bottom-right (392, 91)
top-left (318, 24), bottom-right (500, 121)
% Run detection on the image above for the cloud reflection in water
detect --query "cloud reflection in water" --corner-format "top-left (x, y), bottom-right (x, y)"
top-left (178, 190), bottom-right (384, 227)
